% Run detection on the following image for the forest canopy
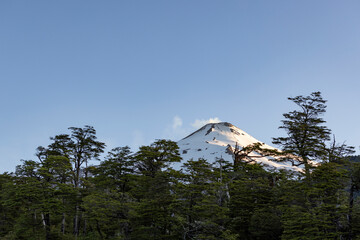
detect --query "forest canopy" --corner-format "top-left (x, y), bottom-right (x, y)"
top-left (0, 92), bottom-right (359, 240)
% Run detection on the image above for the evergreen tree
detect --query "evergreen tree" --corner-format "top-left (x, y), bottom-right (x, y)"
top-left (173, 159), bottom-right (234, 239)
top-left (348, 162), bottom-right (360, 239)
top-left (0, 172), bottom-right (17, 238)
top-left (37, 125), bottom-right (105, 237)
top-left (228, 161), bottom-right (282, 240)
top-left (82, 146), bottom-right (135, 239)
top-left (130, 140), bottom-right (181, 239)
top-left (281, 162), bottom-right (348, 240)
top-left (273, 92), bottom-right (331, 179)
top-left (6, 157), bottom-right (75, 239)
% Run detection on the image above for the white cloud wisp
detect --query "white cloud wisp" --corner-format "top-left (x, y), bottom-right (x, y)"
top-left (191, 117), bottom-right (222, 129)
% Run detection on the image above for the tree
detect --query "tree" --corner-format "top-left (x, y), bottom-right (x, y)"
top-left (134, 139), bottom-right (181, 177)
top-left (130, 140), bottom-right (181, 239)
top-left (37, 155), bottom-right (74, 239)
top-left (38, 125), bottom-right (105, 237)
top-left (0, 172), bottom-right (17, 238)
top-left (280, 162), bottom-right (348, 240)
top-left (273, 91), bottom-right (331, 179)
top-left (173, 159), bottom-right (233, 239)
top-left (228, 161), bottom-right (281, 240)
top-left (6, 157), bottom-right (74, 240)
top-left (231, 142), bottom-right (278, 171)
top-left (83, 146), bottom-right (135, 239)
top-left (45, 126), bottom-right (106, 188)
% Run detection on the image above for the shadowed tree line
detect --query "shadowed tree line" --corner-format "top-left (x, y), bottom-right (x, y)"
top-left (1, 92), bottom-right (360, 240)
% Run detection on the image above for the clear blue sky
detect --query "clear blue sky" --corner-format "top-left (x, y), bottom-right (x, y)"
top-left (1, 1), bottom-right (359, 172)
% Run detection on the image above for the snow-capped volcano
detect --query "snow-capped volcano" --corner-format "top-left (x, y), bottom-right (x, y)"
top-left (177, 122), bottom-right (302, 172)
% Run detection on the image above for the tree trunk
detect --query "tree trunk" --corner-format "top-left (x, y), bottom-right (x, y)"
top-left (348, 184), bottom-right (355, 240)
top-left (74, 160), bottom-right (81, 237)
top-left (61, 212), bottom-right (66, 234)
top-left (96, 219), bottom-right (104, 239)
top-left (74, 205), bottom-right (80, 237)
top-left (83, 214), bottom-right (87, 235)
top-left (42, 213), bottom-right (51, 240)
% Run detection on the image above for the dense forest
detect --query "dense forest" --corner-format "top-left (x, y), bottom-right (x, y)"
top-left (1, 92), bottom-right (359, 240)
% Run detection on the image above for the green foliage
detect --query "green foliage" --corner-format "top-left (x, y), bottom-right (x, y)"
top-left (229, 162), bottom-right (282, 240)
top-left (82, 146), bottom-right (134, 239)
top-left (273, 91), bottom-right (331, 178)
top-left (0, 92), bottom-right (358, 239)
top-left (173, 159), bottom-right (233, 239)
top-left (134, 139), bottom-right (181, 177)
top-left (0, 173), bottom-right (17, 237)
top-left (2, 158), bottom-right (76, 240)
top-left (281, 162), bottom-right (348, 240)
top-left (130, 140), bottom-right (181, 239)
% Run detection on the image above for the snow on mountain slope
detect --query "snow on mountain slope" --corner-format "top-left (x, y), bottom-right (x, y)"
top-left (176, 122), bottom-right (302, 172)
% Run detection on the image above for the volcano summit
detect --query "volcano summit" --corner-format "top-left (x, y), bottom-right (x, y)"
top-left (177, 122), bottom-right (302, 172)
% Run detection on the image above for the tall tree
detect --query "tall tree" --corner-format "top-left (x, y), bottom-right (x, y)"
top-left (174, 159), bottom-right (234, 239)
top-left (280, 162), bottom-right (348, 240)
top-left (229, 161), bottom-right (281, 240)
top-left (134, 139), bottom-right (181, 177)
top-left (37, 155), bottom-right (74, 239)
top-left (38, 125), bottom-right (105, 237)
top-left (83, 146), bottom-right (135, 239)
top-left (7, 157), bottom-right (74, 239)
top-left (272, 91), bottom-right (331, 179)
top-left (130, 140), bottom-right (181, 239)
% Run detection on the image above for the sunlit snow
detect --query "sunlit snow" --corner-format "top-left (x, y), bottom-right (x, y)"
top-left (176, 122), bottom-right (303, 172)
